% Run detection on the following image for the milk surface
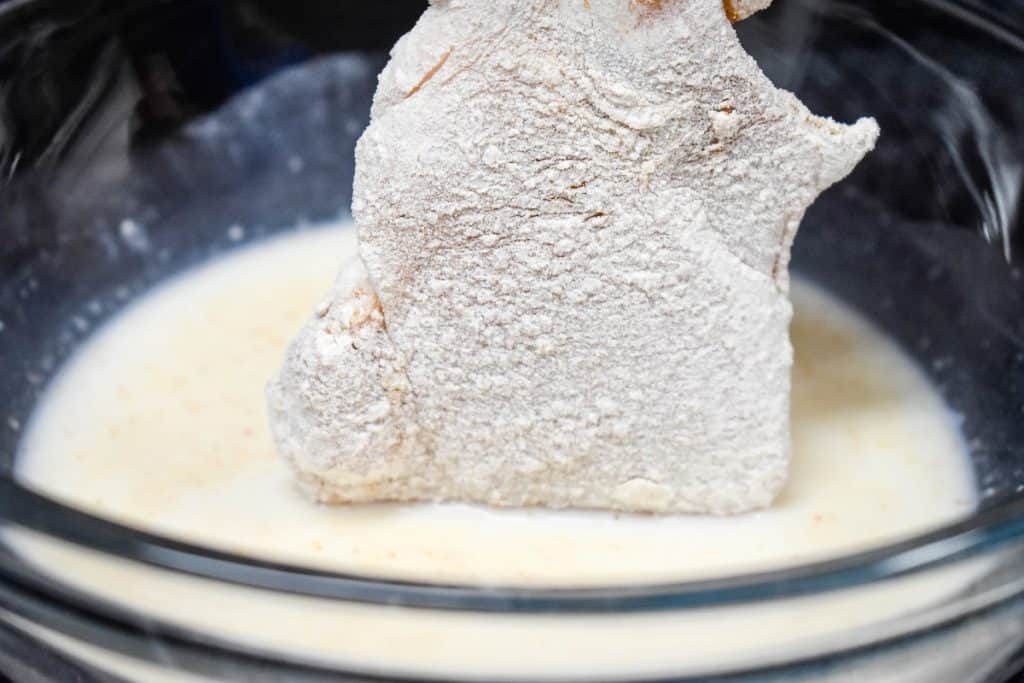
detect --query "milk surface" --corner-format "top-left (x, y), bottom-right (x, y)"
top-left (7, 221), bottom-right (981, 681)
top-left (15, 220), bottom-right (975, 585)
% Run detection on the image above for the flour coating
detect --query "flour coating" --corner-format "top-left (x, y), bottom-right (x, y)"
top-left (268, 0), bottom-right (879, 513)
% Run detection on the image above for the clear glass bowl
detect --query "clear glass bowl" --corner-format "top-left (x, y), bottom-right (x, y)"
top-left (1, 0), bottom-right (1023, 681)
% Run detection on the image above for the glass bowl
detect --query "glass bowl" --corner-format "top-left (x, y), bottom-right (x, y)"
top-left (1, 0), bottom-right (1024, 681)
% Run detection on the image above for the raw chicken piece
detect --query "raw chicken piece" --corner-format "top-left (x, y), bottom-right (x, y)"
top-left (267, 0), bottom-right (879, 514)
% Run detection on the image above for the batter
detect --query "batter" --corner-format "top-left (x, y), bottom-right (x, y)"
top-left (15, 220), bottom-right (975, 587)
top-left (4, 220), bottom-right (984, 681)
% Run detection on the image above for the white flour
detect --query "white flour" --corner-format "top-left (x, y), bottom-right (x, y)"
top-left (268, 0), bottom-right (880, 513)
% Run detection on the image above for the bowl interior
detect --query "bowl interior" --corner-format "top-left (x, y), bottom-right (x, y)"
top-left (0, 0), bottom-right (1023, 549)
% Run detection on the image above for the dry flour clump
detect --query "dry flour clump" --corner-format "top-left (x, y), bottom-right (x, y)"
top-left (268, 0), bottom-right (879, 514)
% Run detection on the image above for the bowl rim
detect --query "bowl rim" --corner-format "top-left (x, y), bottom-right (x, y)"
top-left (3, 477), bottom-right (1024, 613)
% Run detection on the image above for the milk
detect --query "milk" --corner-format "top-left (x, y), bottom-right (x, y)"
top-left (8, 221), bottom-right (979, 681)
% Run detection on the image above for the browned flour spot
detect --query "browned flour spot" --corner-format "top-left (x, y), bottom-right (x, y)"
top-left (630, 0), bottom-right (739, 22)
top-left (722, 0), bottom-right (742, 22)
top-left (405, 48), bottom-right (453, 99)
top-left (629, 0), bottom-right (664, 9)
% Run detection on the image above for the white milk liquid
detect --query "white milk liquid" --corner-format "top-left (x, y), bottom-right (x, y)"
top-left (8, 220), bottom-right (979, 681)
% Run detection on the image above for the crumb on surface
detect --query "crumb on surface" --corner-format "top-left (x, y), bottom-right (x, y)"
top-left (405, 48), bottom-right (453, 99)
